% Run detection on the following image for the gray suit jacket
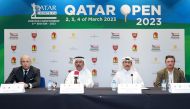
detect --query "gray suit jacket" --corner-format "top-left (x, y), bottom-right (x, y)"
top-left (154, 67), bottom-right (186, 87)
top-left (5, 66), bottom-right (41, 88)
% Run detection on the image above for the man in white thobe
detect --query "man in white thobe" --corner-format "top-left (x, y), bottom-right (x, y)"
top-left (65, 56), bottom-right (94, 88)
top-left (112, 56), bottom-right (144, 87)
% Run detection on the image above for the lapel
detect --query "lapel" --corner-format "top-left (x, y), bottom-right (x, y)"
top-left (27, 66), bottom-right (34, 80)
top-left (18, 66), bottom-right (25, 81)
top-left (173, 68), bottom-right (178, 83)
top-left (163, 68), bottom-right (168, 81)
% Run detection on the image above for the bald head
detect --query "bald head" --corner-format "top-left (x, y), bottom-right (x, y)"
top-left (20, 55), bottom-right (32, 70)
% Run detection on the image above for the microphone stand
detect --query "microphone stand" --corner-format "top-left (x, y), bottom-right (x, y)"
top-left (131, 74), bottom-right (133, 84)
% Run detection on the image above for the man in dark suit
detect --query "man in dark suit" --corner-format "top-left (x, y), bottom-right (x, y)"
top-left (5, 55), bottom-right (40, 88)
top-left (154, 55), bottom-right (186, 87)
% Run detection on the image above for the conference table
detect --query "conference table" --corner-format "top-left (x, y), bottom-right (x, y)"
top-left (0, 87), bottom-right (190, 109)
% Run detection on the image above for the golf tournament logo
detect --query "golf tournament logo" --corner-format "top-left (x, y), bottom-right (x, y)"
top-left (120, 5), bottom-right (131, 22)
top-left (28, 3), bottom-right (59, 25)
top-left (120, 4), bottom-right (161, 25)
top-left (31, 3), bottom-right (57, 19)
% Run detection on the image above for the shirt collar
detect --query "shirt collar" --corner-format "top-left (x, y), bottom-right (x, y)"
top-left (23, 69), bottom-right (29, 72)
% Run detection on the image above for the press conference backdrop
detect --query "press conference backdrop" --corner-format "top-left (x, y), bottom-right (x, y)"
top-left (0, 0), bottom-right (190, 86)
top-left (4, 29), bottom-right (184, 87)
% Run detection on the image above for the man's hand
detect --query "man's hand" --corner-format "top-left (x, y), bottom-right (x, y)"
top-left (18, 82), bottom-right (28, 88)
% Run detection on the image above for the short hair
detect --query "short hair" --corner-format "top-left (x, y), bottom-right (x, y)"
top-left (165, 55), bottom-right (175, 62)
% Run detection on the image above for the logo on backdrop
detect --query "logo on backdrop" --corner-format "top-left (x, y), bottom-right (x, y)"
top-left (9, 32), bottom-right (18, 40)
top-left (31, 3), bottom-right (57, 19)
top-left (153, 32), bottom-right (158, 40)
top-left (32, 44), bottom-right (37, 51)
top-left (64, 4), bottom-right (161, 26)
top-left (92, 57), bottom-right (97, 64)
top-left (32, 57), bottom-right (36, 64)
top-left (152, 57), bottom-right (160, 64)
top-left (112, 44), bottom-right (118, 52)
top-left (90, 45), bottom-right (99, 52)
top-left (132, 44), bottom-right (138, 52)
top-left (11, 57), bottom-right (16, 64)
top-left (49, 69), bottom-right (59, 77)
top-left (111, 69), bottom-right (118, 76)
top-left (31, 32), bottom-right (37, 40)
top-left (70, 32), bottom-right (77, 39)
top-left (111, 32), bottom-right (120, 39)
top-left (132, 33), bottom-right (138, 40)
top-left (132, 57), bottom-right (140, 64)
top-left (92, 69), bottom-right (97, 76)
top-left (28, 3), bottom-right (60, 25)
top-left (11, 45), bottom-right (17, 52)
top-left (120, 5), bottom-right (131, 22)
top-left (170, 44), bottom-right (178, 51)
top-left (69, 57), bottom-right (74, 64)
top-left (171, 32), bottom-right (180, 39)
top-left (113, 56), bottom-right (118, 64)
top-left (120, 4), bottom-right (161, 25)
top-left (51, 32), bottom-right (57, 40)
top-left (151, 44), bottom-right (160, 51)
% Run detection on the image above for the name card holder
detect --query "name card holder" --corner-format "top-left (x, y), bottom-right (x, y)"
top-left (0, 84), bottom-right (25, 93)
top-left (169, 83), bottom-right (190, 93)
top-left (117, 84), bottom-right (142, 94)
top-left (60, 84), bottom-right (84, 94)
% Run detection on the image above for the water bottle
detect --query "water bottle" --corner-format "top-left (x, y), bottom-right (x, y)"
top-left (161, 80), bottom-right (166, 91)
top-left (47, 80), bottom-right (52, 90)
top-left (111, 80), bottom-right (117, 91)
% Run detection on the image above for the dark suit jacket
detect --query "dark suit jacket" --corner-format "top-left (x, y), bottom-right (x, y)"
top-left (154, 67), bottom-right (186, 87)
top-left (5, 66), bottom-right (41, 88)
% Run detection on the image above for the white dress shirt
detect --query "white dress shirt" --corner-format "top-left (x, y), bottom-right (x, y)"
top-left (168, 70), bottom-right (174, 83)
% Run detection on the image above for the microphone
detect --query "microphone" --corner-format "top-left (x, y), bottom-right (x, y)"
top-left (178, 68), bottom-right (184, 73)
top-left (131, 74), bottom-right (133, 84)
top-left (74, 71), bottom-right (79, 84)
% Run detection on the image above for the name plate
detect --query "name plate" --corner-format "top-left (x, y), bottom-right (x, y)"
top-left (169, 83), bottom-right (190, 93)
top-left (60, 84), bottom-right (84, 94)
top-left (117, 84), bottom-right (142, 94)
top-left (0, 84), bottom-right (25, 93)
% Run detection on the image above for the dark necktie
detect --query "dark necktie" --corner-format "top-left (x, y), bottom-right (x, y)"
top-left (24, 70), bottom-right (28, 82)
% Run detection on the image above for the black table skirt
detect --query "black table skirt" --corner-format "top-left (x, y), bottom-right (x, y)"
top-left (0, 88), bottom-right (190, 109)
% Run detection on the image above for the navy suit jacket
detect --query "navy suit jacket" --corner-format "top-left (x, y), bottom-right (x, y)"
top-left (5, 66), bottom-right (41, 88)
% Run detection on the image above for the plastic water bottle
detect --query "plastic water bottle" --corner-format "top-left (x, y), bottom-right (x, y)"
top-left (47, 80), bottom-right (52, 90)
top-left (111, 80), bottom-right (117, 91)
top-left (161, 80), bottom-right (166, 91)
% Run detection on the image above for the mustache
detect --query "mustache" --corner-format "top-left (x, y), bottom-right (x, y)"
top-left (76, 65), bottom-right (82, 67)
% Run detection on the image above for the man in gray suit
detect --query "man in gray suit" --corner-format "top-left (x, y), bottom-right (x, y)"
top-left (5, 55), bottom-right (40, 88)
top-left (154, 55), bottom-right (186, 87)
